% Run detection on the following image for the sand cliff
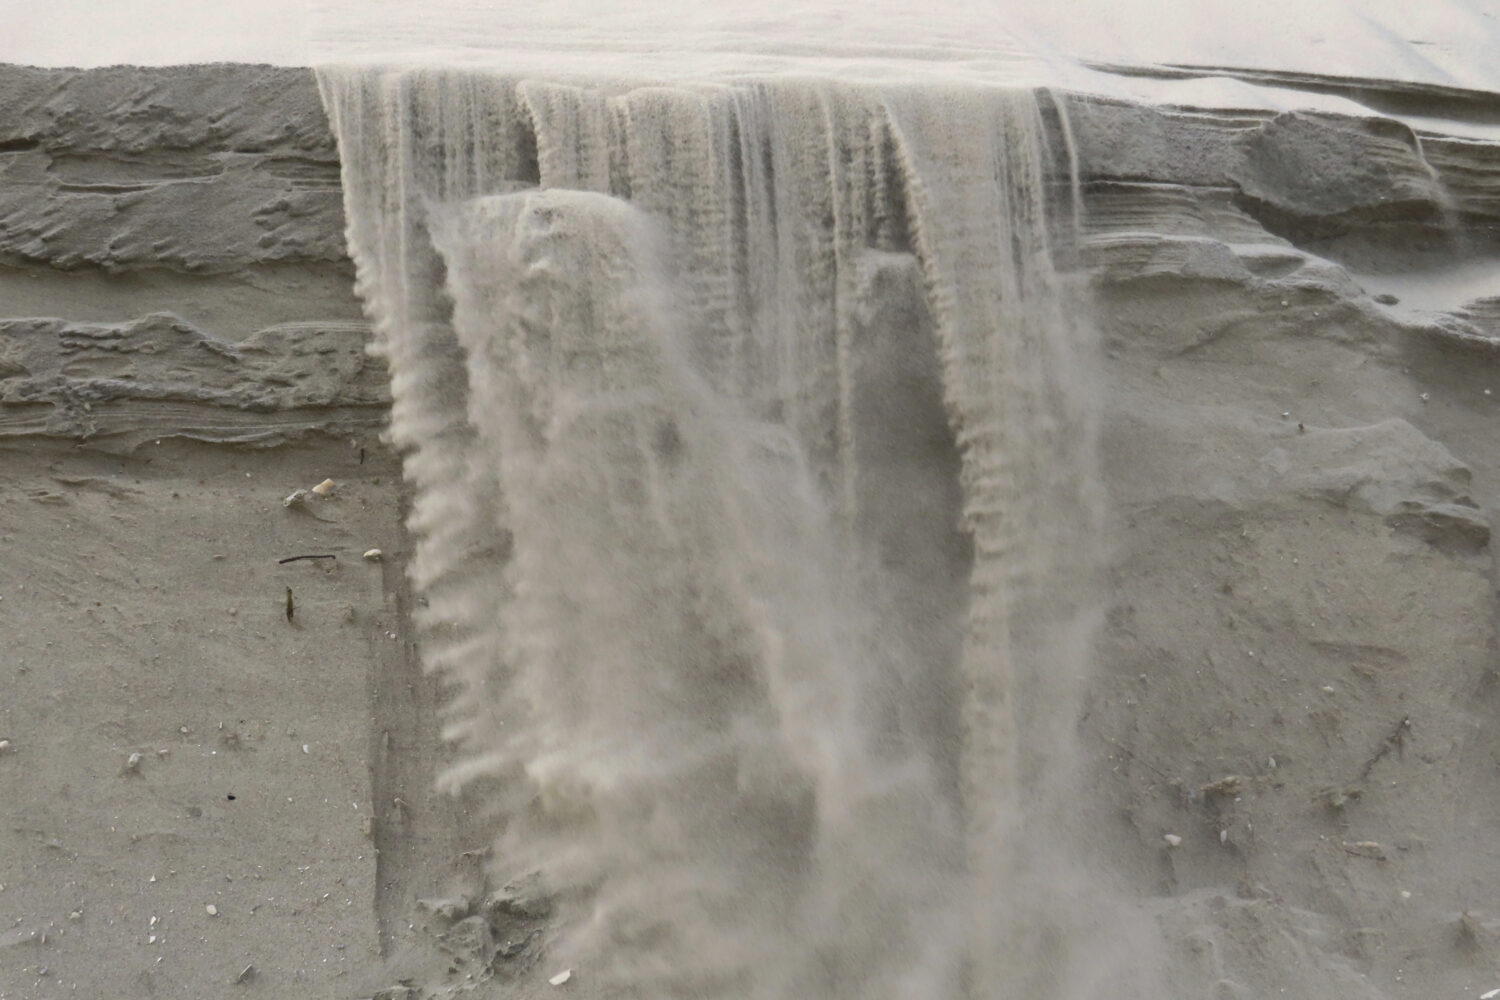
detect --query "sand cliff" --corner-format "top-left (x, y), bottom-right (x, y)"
top-left (2, 62), bottom-right (1500, 999)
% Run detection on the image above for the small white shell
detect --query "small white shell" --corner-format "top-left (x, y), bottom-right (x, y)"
top-left (282, 489), bottom-right (309, 508)
top-left (362, 549), bottom-right (383, 562)
top-left (549, 969), bottom-right (572, 986)
top-left (1163, 834), bottom-right (1182, 848)
top-left (205, 904), bottom-right (218, 916)
top-left (310, 478), bottom-right (337, 497)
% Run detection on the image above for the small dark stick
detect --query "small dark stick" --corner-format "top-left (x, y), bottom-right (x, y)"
top-left (285, 587), bottom-right (294, 622)
top-left (277, 554), bottom-right (337, 565)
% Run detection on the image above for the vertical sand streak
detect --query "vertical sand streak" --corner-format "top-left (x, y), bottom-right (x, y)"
top-left (321, 68), bottom-right (1120, 999)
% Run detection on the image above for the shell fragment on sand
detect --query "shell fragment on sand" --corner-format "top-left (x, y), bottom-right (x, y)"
top-left (549, 969), bottom-right (572, 986)
top-left (285, 480), bottom-right (337, 505)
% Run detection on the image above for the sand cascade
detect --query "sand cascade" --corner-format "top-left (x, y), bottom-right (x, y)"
top-left (318, 68), bottom-right (1117, 998)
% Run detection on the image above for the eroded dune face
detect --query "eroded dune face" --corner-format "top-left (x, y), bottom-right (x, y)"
top-left (4, 19), bottom-right (1500, 997)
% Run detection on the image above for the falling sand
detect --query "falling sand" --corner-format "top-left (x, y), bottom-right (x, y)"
top-left (319, 68), bottom-right (1158, 998)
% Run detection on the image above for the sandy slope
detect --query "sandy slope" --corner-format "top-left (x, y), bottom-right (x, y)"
top-left (0, 66), bottom-right (431, 1000)
top-left (0, 438), bottom-right (396, 998)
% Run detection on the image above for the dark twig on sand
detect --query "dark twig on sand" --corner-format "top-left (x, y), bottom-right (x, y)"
top-left (1358, 716), bottom-right (1411, 781)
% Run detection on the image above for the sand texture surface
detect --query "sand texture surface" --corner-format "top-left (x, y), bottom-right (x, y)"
top-left (0, 67), bottom-right (440, 1000)
top-left (5, 61), bottom-right (1500, 1000)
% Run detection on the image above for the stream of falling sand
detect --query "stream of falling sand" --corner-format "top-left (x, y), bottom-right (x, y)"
top-left (319, 69), bottom-right (1122, 999)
